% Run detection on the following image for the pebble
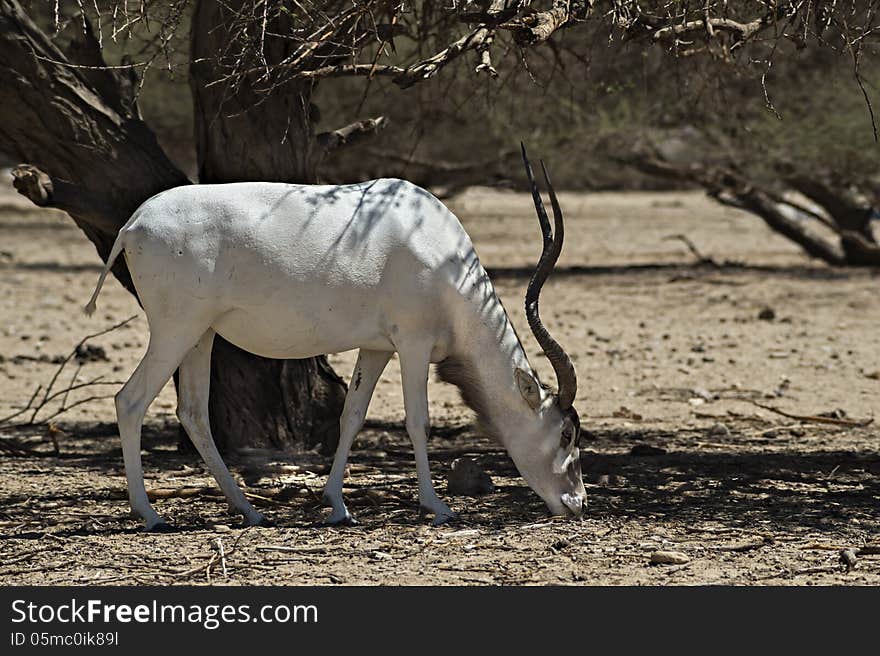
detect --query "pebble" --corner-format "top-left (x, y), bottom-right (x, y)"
top-left (708, 423), bottom-right (730, 437)
top-left (650, 550), bottom-right (690, 565)
top-left (758, 307), bottom-right (776, 321)
top-left (447, 458), bottom-right (494, 496)
top-left (692, 387), bottom-right (715, 401)
top-left (839, 549), bottom-right (858, 571)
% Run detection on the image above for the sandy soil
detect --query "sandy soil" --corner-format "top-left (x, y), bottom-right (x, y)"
top-left (0, 179), bottom-right (878, 585)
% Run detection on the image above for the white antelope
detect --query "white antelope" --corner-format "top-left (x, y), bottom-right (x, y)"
top-left (85, 146), bottom-right (586, 530)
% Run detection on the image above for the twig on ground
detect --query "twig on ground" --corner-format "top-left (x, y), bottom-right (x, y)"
top-left (793, 565), bottom-right (841, 576)
top-left (256, 545), bottom-right (330, 555)
top-left (215, 538), bottom-right (228, 578)
top-left (140, 486), bottom-right (297, 508)
top-left (0, 316), bottom-right (136, 435)
top-left (751, 402), bottom-right (874, 427)
top-left (663, 234), bottom-right (721, 267)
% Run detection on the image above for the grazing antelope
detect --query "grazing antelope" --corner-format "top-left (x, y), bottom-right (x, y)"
top-left (85, 145), bottom-right (586, 530)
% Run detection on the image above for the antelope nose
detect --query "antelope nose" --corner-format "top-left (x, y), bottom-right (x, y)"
top-left (560, 492), bottom-right (584, 517)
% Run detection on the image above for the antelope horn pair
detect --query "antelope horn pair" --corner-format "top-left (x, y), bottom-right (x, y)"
top-left (521, 143), bottom-right (578, 410)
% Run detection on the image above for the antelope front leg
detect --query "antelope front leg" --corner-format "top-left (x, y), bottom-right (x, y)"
top-left (398, 343), bottom-right (457, 526)
top-left (322, 349), bottom-right (391, 525)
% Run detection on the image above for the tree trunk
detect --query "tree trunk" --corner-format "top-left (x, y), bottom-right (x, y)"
top-left (189, 0), bottom-right (346, 454)
top-left (0, 0), bottom-right (189, 292)
top-left (0, 0), bottom-right (346, 453)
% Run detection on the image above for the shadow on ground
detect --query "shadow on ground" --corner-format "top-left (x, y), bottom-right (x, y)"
top-left (2, 418), bottom-right (878, 538)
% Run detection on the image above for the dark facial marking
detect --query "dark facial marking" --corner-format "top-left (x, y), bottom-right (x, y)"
top-left (565, 406), bottom-right (582, 447)
top-left (566, 456), bottom-right (582, 487)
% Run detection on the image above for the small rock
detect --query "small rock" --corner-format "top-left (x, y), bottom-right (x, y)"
top-left (865, 370), bottom-right (880, 380)
top-left (371, 550), bottom-right (393, 561)
top-left (594, 473), bottom-right (626, 487)
top-left (447, 458), bottom-right (494, 496)
top-left (692, 387), bottom-right (715, 401)
top-left (758, 307), bottom-right (776, 321)
top-left (75, 343), bottom-right (109, 363)
top-left (612, 406), bottom-right (643, 421)
top-left (275, 486), bottom-right (300, 501)
top-left (839, 549), bottom-right (858, 571)
top-left (650, 550), bottom-right (690, 565)
top-left (214, 524), bottom-right (232, 533)
top-left (708, 423), bottom-right (730, 437)
top-left (630, 444), bottom-right (667, 457)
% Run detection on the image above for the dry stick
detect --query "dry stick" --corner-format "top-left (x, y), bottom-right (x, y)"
top-left (751, 402), bottom-right (874, 427)
top-left (171, 527), bottom-right (253, 583)
top-left (256, 545), bottom-right (330, 555)
top-left (663, 234), bottom-right (720, 266)
top-left (215, 538), bottom-right (228, 579)
top-left (174, 553), bottom-right (218, 582)
top-left (0, 547), bottom-right (52, 566)
top-left (32, 315), bottom-right (137, 421)
top-left (793, 565), bottom-right (841, 577)
top-left (144, 486), bottom-right (294, 508)
top-left (0, 316), bottom-right (137, 428)
top-left (802, 543), bottom-right (880, 555)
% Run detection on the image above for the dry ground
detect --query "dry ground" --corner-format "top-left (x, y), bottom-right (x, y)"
top-left (0, 180), bottom-right (878, 585)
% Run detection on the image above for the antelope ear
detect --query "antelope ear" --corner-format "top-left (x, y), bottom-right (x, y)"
top-left (515, 368), bottom-right (542, 411)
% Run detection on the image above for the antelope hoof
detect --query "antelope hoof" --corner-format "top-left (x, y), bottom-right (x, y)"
top-left (421, 504), bottom-right (458, 526)
top-left (144, 520), bottom-right (175, 533)
top-left (246, 513), bottom-right (272, 528)
top-left (324, 510), bottom-right (358, 527)
top-left (431, 510), bottom-right (459, 527)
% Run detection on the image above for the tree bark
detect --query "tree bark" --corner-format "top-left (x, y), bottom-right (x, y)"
top-left (0, 0), bottom-right (189, 295)
top-left (189, 0), bottom-right (346, 454)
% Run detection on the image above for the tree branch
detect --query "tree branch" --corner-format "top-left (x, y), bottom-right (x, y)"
top-left (393, 26), bottom-right (497, 88)
top-left (316, 116), bottom-right (388, 154)
top-left (501, 0), bottom-right (586, 46)
top-left (0, 0), bottom-right (189, 296)
top-left (617, 151), bottom-right (850, 266)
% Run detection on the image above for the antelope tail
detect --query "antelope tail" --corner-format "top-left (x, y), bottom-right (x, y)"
top-left (84, 229), bottom-right (127, 317)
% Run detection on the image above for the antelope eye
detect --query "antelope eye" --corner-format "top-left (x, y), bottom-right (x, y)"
top-left (560, 428), bottom-right (573, 448)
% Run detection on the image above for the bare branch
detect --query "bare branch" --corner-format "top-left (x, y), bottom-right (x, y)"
top-left (502, 0), bottom-right (586, 45)
top-left (0, 316), bottom-right (137, 431)
top-left (316, 116), bottom-right (388, 154)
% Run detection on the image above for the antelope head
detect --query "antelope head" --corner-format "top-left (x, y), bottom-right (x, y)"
top-left (505, 144), bottom-right (586, 517)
